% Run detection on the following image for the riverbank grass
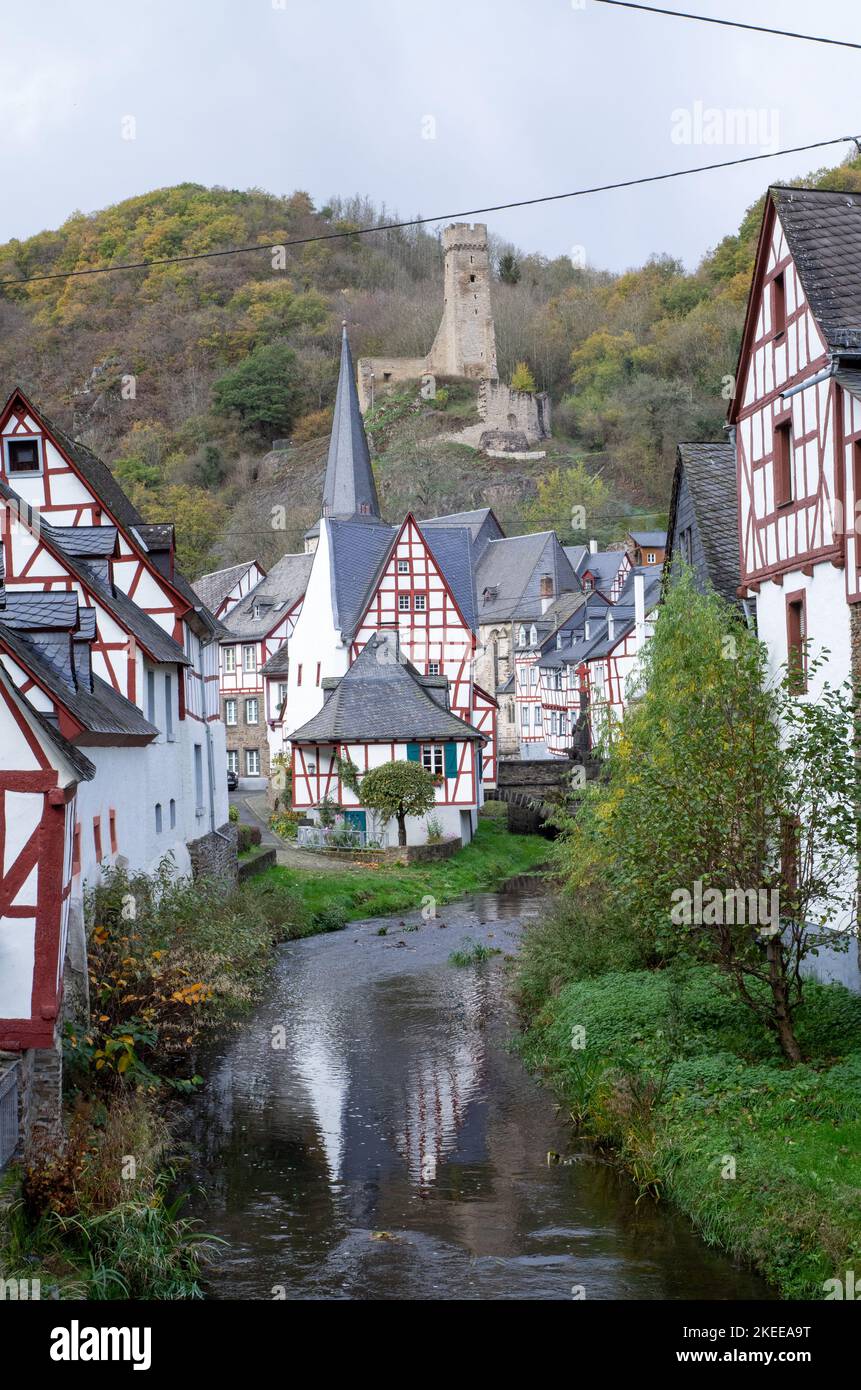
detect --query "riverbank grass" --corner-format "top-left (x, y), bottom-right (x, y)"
top-left (520, 960), bottom-right (861, 1299)
top-left (265, 817), bottom-right (548, 927)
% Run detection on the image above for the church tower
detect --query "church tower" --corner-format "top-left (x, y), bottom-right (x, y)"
top-left (322, 324), bottom-right (381, 523)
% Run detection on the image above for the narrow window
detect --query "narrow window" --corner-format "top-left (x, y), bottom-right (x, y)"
top-left (93, 816), bottom-right (103, 862)
top-left (225, 698), bottom-right (237, 726)
top-left (242, 644), bottom-right (256, 673)
top-left (774, 419), bottom-right (793, 507)
top-left (245, 697), bottom-right (259, 724)
top-left (398, 593), bottom-right (411, 611)
top-left (72, 824), bottom-right (81, 877)
top-left (246, 748), bottom-right (260, 776)
top-left (297, 663), bottom-right (303, 686)
top-left (534, 705), bottom-right (542, 730)
top-left (169, 798), bottom-right (176, 830)
top-left (164, 672), bottom-right (174, 741)
top-left (227, 750), bottom-right (239, 774)
top-left (773, 271), bottom-right (786, 338)
top-left (315, 662), bottom-right (321, 686)
top-left (146, 669), bottom-right (156, 725)
top-left (277, 682), bottom-right (288, 708)
top-left (155, 803), bottom-right (163, 834)
top-left (109, 810), bottom-right (117, 855)
top-left (414, 593), bottom-right (426, 612)
top-left (786, 594), bottom-right (807, 694)
top-left (520, 705), bottom-right (529, 729)
top-left (224, 647), bottom-right (236, 674)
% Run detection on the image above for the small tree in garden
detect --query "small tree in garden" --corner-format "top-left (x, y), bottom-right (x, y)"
top-left (570, 569), bottom-right (860, 1063)
top-left (359, 760), bottom-right (437, 846)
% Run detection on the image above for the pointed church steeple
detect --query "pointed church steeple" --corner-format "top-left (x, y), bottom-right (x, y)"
top-left (321, 324), bottom-right (381, 523)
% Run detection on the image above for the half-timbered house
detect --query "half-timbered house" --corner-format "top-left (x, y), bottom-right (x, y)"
top-left (291, 631), bottom-right (485, 846)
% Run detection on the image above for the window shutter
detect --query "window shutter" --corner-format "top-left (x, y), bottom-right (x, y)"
top-left (406, 742), bottom-right (420, 762)
top-left (444, 742), bottom-right (458, 779)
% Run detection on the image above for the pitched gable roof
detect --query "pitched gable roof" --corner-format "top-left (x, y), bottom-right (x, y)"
top-left (475, 531), bottom-right (578, 622)
top-left (290, 630), bottom-right (484, 744)
top-left (221, 552), bottom-right (312, 640)
top-left (195, 560), bottom-right (262, 614)
top-left (666, 442), bottom-right (740, 604)
top-left (770, 185), bottom-right (861, 351)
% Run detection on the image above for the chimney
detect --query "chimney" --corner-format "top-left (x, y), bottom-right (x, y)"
top-left (634, 573), bottom-right (646, 650)
top-left (539, 573), bottom-right (554, 613)
top-left (589, 538), bottom-right (598, 554)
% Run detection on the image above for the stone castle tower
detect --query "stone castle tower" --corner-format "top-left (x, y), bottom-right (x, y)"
top-left (356, 221), bottom-right (550, 452)
top-left (426, 224), bottom-right (498, 380)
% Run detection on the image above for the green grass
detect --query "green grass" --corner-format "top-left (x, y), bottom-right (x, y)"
top-left (521, 963), bottom-right (861, 1299)
top-left (261, 818), bottom-right (548, 929)
top-left (449, 941), bottom-right (502, 967)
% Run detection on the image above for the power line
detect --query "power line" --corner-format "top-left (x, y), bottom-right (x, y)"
top-left (592, 0), bottom-right (861, 51)
top-left (0, 135), bottom-right (856, 291)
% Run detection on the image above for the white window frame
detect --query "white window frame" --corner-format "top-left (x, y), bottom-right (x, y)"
top-left (421, 744), bottom-right (444, 776)
top-left (242, 644), bottom-right (256, 673)
top-left (520, 705), bottom-right (529, 729)
top-left (398, 593), bottom-right (411, 611)
top-left (427, 661), bottom-right (440, 676)
top-left (224, 646), bottom-right (236, 674)
top-left (534, 705), bottom-right (542, 730)
top-left (227, 750), bottom-right (239, 774)
top-left (245, 697), bottom-right (259, 725)
top-left (4, 435), bottom-right (42, 477)
top-left (225, 698), bottom-right (237, 726)
top-left (246, 748), bottom-right (260, 776)
top-left (397, 558), bottom-right (410, 574)
top-left (413, 592), bottom-right (427, 612)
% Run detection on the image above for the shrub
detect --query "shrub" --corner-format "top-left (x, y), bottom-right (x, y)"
top-left (237, 823), bottom-right (262, 854)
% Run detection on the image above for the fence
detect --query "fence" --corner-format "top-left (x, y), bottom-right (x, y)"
top-left (0, 1062), bottom-right (19, 1169)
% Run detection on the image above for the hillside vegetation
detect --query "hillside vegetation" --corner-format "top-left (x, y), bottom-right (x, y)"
top-left (2, 159), bottom-right (860, 575)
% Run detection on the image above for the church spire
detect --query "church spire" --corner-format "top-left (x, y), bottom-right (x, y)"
top-left (321, 323), bottom-right (381, 523)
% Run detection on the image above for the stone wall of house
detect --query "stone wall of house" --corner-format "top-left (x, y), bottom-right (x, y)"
top-left (188, 822), bottom-right (239, 886)
top-left (356, 358), bottom-right (426, 413)
top-left (225, 695), bottom-right (271, 780)
top-left (18, 1031), bottom-right (63, 1162)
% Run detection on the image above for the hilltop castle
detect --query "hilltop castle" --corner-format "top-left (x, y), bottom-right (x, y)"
top-left (357, 223), bottom-right (551, 452)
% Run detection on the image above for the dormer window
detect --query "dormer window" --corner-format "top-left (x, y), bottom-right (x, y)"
top-left (529, 625), bottom-right (538, 646)
top-left (517, 625), bottom-right (526, 647)
top-left (5, 436), bottom-right (41, 475)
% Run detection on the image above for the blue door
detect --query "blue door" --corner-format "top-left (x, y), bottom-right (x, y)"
top-left (343, 809), bottom-right (367, 838)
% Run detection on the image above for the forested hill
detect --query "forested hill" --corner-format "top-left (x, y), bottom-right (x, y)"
top-left (1, 160), bottom-right (860, 577)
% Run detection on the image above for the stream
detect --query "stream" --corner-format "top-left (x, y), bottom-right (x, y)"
top-left (189, 881), bottom-right (774, 1300)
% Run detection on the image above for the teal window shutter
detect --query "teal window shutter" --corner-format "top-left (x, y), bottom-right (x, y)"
top-left (406, 742), bottom-right (420, 762)
top-left (444, 742), bottom-right (458, 779)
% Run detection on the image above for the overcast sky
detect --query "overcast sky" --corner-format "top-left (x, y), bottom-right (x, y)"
top-left (2, 0), bottom-right (859, 273)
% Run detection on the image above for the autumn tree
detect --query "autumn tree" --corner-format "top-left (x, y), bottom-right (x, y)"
top-left (510, 360), bottom-right (536, 392)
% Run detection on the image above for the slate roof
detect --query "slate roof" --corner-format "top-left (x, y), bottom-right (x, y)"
top-left (563, 544), bottom-right (589, 574)
top-left (290, 631), bottom-right (485, 745)
top-left (221, 552), bottom-right (312, 640)
top-left (328, 519), bottom-right (399, 639)
top-left (322, 326), bottom-right (381, 523)
top-left (474, 532), bottom-right (578, 622)
top-left (421, 507), bottom-right (504, 560)
top-left (0, 662), bottom-right (95, 782)
top-left (666, 442), bottom-right (740, 604)
top-left (44, 525), bottom-right (118, 559)
top-left (0, 622), bottom-right (158, 743)
top-left (628, 530), bottom-right (667, 548)
top-left (771, 186), bottom-right (861, 350)
top-left (195, 561), bottom-right (260, 614)
top-left (581, 549), bottom-right (626, 594)
top-left (420, 524), bottom-right (477, 631)
top-left (261, 644), bottom-right (291, 677)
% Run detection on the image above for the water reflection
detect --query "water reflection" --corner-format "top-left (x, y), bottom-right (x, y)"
top-left (189, 887), bottom-right (774, 1301)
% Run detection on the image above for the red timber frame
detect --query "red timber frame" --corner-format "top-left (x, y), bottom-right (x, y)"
top-left (731, 197), bottom-right (844, 591)
top-left (0, 389), bottom-right (197, 692)
top-left (291, 739), bottom-right (478, 811)
top-left (0, 685), bottom-right (74, 1050)
top-left (472, 685), bottom-right (497, 787)
top-left (350, 515), bottom-right (476, 726)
